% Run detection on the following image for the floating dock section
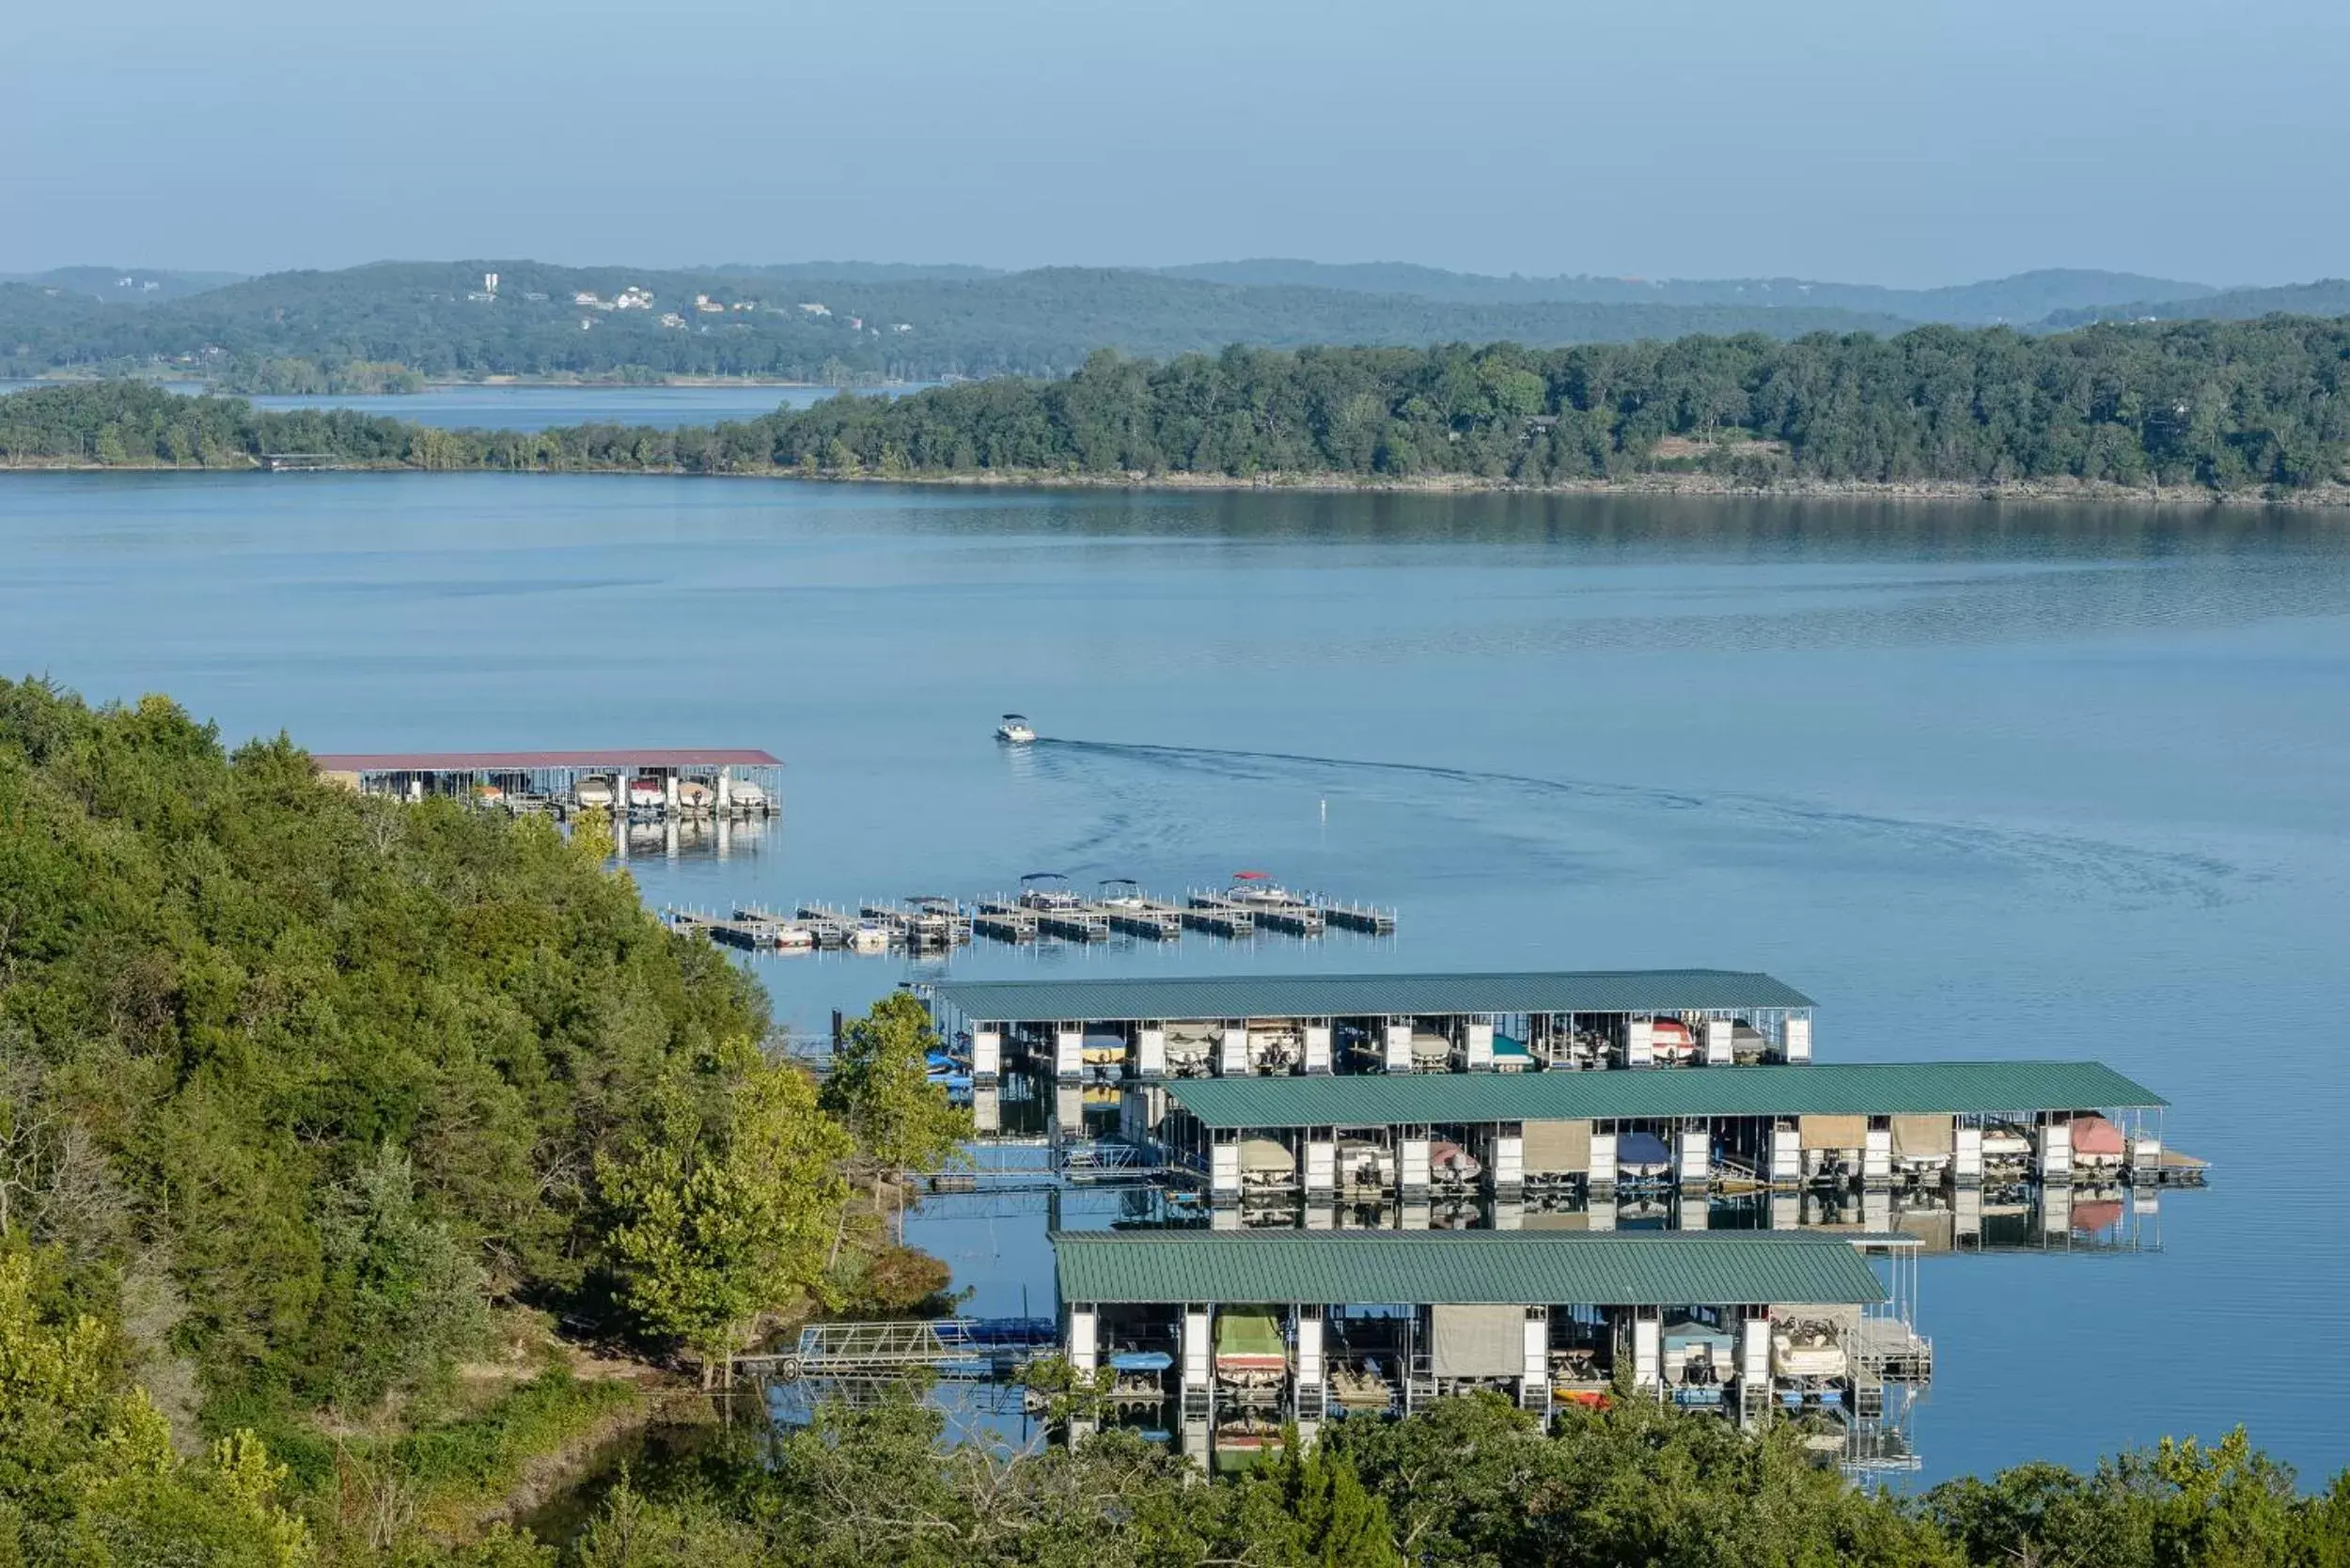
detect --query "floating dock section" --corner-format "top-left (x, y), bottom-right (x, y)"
top-left (1051, 1229), bottom-right (1903, 1446)
top-left (314, 748), bottom-right (783, 818)
top-left (928, 969), bottom-right (1818, 1084)
top-left (1147, 1060), bottom-right (2178, 1202)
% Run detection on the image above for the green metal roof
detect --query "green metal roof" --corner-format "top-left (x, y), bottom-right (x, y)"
top-left (1165, 1060), bottom-right (2164, 1129)
top-left (932, 969), bottom-right (1813, 1024)
top-left (1052, 1231), bottom-right (1886, 1308)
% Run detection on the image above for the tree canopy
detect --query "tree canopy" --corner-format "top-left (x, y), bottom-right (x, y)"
top-left (7, 315), bottom-right (2347, 495)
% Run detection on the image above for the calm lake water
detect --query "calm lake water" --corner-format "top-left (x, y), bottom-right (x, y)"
top-left (4, 469), bottom-right (2346, 1486)
top-left (0, 380), bottom-right (916, 431)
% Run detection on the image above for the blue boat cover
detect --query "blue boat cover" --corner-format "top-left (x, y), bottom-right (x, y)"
top-left (1109, 1349), bottom-right (1174, 1372)
top-left (1618, 1130), bottom-right (1670, 1165)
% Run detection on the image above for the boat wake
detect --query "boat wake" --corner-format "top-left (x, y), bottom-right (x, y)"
top-left (1030, 737), bottom-right (2240, 909)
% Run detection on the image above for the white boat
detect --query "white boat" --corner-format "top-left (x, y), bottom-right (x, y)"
top-left (1981, 1126), bottom-right (2033, 1165)
top-left (674, 778), bottom-right (713, 811)
top-left (625, 776), bottom-right (666, 812)
top-left (1222, 870), bottom-right (1298, 907)
top-left (847, 921), bottom-right (890, 953)
top-left (1772, 1325), bottom-right (1848, 1380)
top-left (1409, 1029), bottom-right (1453, 1071)
top-left (1336, 1138), bottom-right (1394, 1190)
top-left (575, 776), bottom-right (616, 810)
top-left (727, 778), bottom-right (769, 811)
top-left (995, 713), bottom-right (1037, 744)
top-left (1430, 1139), bottom-right (1482, 1184)
top-left (1163, 1024), bottom-right (1217, 1074)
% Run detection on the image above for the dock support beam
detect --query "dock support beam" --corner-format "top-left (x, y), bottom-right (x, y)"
top-left (1703, 1017), bottom-right (1732, 1066)
top-left (1066, 1305), bottom-right (1099, 1376)
top-left (1303, 1023), bottom-right (1332, 1075)
top-left (972, 1027), bottom-right (1002, 1086)
top-left (1136, 1026), bottom-right (1167, 1078)
top-left (1382, 1022), bottom-right (1412, 1074)
top-left (1952, 1125), bottom-right (1983, 1186)
top-left (1588, 1131), bottom-right (1619, 1197)
top-left (1863, 1122), bottom-right (1893, 1188)
top-left (1739, 1311), bottom-right (1771, 1420)
top-left (1769, 1122), bottom-right (1801, 1187)
top-left (1464, 1019), bottom-right (1494, 1071)
top-left (1489, 1124), bottom-right (1524, 1199)
top-left (2037, 1120), bottom-right (2074, 1184)
top-left (1210, 1137), bottom-right (1242, 1204)
top-left (1785, 1015), bottom-right (1812, 1063)
top-left (1293, 1307), bottom-right (1325, 1420)
top-left (1675, 1125), bottom-right (1710, 1189)
top-left (1216, 1027), bottom-right (1248, 1078)
top-left (1303, 1135), bottom-right (1336, 1199)
top-left (1054, 1025), bottom-right (1083, 1082)
top-left (1520, 1308), bottom-right (1550, 1416)
top-left (1631, 1309), bottom-right (1661, 1393)
top-left (1624, 1018), bottom-right (1654, 1069)
top-left (1398, 1134), bottom-right (1432, 1200)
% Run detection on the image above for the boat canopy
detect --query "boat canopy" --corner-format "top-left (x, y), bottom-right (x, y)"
top-left (1618, 1130), bottom-right (1670, 1165)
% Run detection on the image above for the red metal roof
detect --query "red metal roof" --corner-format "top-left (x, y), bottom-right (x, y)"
top-left (311, 749), bottom-right (782, 771)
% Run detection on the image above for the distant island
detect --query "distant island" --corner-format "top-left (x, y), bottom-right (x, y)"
top-left (4, 316), bottom-right (2346, 503)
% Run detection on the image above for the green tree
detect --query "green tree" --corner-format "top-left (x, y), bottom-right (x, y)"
top-left (819, 994), bottom-right (970, 1207)
top-left (597, 1050), bottom-right (849, 1376)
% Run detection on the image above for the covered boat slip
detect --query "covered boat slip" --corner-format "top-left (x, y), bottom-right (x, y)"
top-left (928, 969), bottom-right (1815, 1082)
top-left (1152, 1060), bottom-right (2171, 1199)
top-left (1052, 1231), bottom-right (1904, 1420)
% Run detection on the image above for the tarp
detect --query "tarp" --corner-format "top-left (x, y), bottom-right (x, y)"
top-left (1431, 1305), bottom-right (1524, 1377)
top-left (1618, 1130), bottom-right (1670, 1166)
top-left (1522, 1119), bottom-right (1592, 1172)
top-left (1238, 1137), bottom-right (1295, 1174)
top-left (2069, 1115), bottom-right (2126, 1155)
top-left (1215, 1309), bottom-right (1285, 1360)
top-left (1890, 1114), bottom-right (1954, 1157)
top-left (1800, 1114), bottom-right (1868, 1151)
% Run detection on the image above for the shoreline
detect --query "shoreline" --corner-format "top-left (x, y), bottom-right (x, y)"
top-left (2, 457), bottom-right (2342, 509)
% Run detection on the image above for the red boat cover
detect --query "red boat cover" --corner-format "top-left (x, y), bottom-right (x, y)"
top-left (2068, 1116), bottom-right (2125, 1155)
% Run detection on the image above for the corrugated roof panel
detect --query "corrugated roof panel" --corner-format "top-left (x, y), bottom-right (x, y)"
top-left (932, 969), bottom-right (1814, 1024)
top-left (1051, 1231), bottom-right (1886, 1307)
top-left (1164, 1060), bottom-right (2164, 1128)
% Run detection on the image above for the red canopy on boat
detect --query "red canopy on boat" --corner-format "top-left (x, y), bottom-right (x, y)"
top-left (2069, 1115), bottom-right (2126, 1155)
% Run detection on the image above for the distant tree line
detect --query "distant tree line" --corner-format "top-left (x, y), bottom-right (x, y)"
top-left (4, 315), bottom-right (2347, 493)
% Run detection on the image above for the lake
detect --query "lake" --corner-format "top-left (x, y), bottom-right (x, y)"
top-left (4, 469), bottom-right (2345, 1486)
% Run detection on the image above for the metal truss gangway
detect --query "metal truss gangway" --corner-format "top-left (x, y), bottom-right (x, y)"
top-left (736, 1317), bottom-right (1060, 1382)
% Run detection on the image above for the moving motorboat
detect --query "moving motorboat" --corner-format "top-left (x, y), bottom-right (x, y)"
top-left (995, 713), bottom-right (1037, 744)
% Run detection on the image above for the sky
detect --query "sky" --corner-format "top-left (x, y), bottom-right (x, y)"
top-left (5, 0), bottom-right (2344, 288)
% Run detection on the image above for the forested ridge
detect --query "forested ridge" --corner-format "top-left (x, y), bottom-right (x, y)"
top-left (6, 315), bottom-right (2348, 495)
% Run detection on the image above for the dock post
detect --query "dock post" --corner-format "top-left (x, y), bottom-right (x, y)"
top-left (1303, 1134), bottom-right (1336, 1199)
top-left (1382, 1022), bottom-right (1413, 1074)
top-left (1863, 1121), bottom-right (1893, 1188)
top-left (1703, 1018), bottom-right (1732, 1066)
top-left (1179, 1306), bottom-right (1213, 1428)
top-left (1302, 1022), bottom-right (1332, 1075)
top-left (1464, 1019), bottom-right (1494, 1071)
top-left (971, 1027), bottom-right (1002, 1086)
top-left (1215, 1026), bottom-right (1247, 1077)
top-left (665, 774), bottom-right (680, 815)
top-left (716, 768), bottom-right (732, 812)
top-left (1054, 1025), bottom-right (1084, 1083)
top-left (1769, 1121), bottom-right (1802, 1187)
top-left (1136, 1026), bottom-right (1167, 1078)
top-left (1066, 1304), bottom-right (1099, 1376)
top-left (1398, 1134), bottom-right (1432, 1200)
top-left (1738, 1312), bottom-right (1772, 1422)
top-left (1951, 1125), bottom-right (1982, 1186)
top-left (1624, 1018), bottom-right (1654, 1068)
top-left (1520, 1308), bottom-right (1550, 1417)
top-left (2036, 1120), bottom-right (2074, 1184)
top-left (1630, 1309), bottom-right (1662, 1394)
top-left (1784, 1014), bottom-right (1813, 1063)
top-left (1293, 1307), bottom-right (1325, 1422)
top-left (1674, 1125), bottom-right (1710, 1190)
top-left (1210, 1138), bottom-right (1242, 1204)
top-left (1588, 1131), bottom-right (1619, 1197)
top-left (1490, 1122), bottom-right (1525, 1199)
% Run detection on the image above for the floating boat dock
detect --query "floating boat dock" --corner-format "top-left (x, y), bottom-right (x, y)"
top-left (312, 748), bottom-right (784, 819)
top-left (927, 969), bottom-right (1817, 1083)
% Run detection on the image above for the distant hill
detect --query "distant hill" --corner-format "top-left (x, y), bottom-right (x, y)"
top-left (0, 266), bottom-right (246, 303)
top-left (2042, 279), bottom-right (2350, 328)
top-left (1161, 260), bottom-right (2217, 324)
top-left (0, 259), bottom-right (1913, 384)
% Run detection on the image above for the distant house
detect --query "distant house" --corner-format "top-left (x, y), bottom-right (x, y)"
top-left (659, 312), bottom-right (686, 329)
top-left (797, 302), bottom-right (831, 317)
top-left (573, 290), bottom-right (602, 306)
top-left (694, 293), bottom-right (726, 314)
top-left (614, 287), bottom-right (655, 310)
top-left (890, 322), bottom-right (913, 333)
top-left (847, 316), bottom-right (863, 331)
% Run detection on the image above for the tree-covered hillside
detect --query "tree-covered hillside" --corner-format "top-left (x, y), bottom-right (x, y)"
top-left (8, 315), bottom-right (2345, 494)
top-left (0, 260), bottom-right (1912, 385)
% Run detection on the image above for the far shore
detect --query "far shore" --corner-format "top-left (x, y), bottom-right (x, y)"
top-left (3, 456), bottom-right (2342, 509)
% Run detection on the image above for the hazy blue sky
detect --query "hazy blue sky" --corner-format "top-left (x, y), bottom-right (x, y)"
top-left (6, 0), bottom-right (2342, 286)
